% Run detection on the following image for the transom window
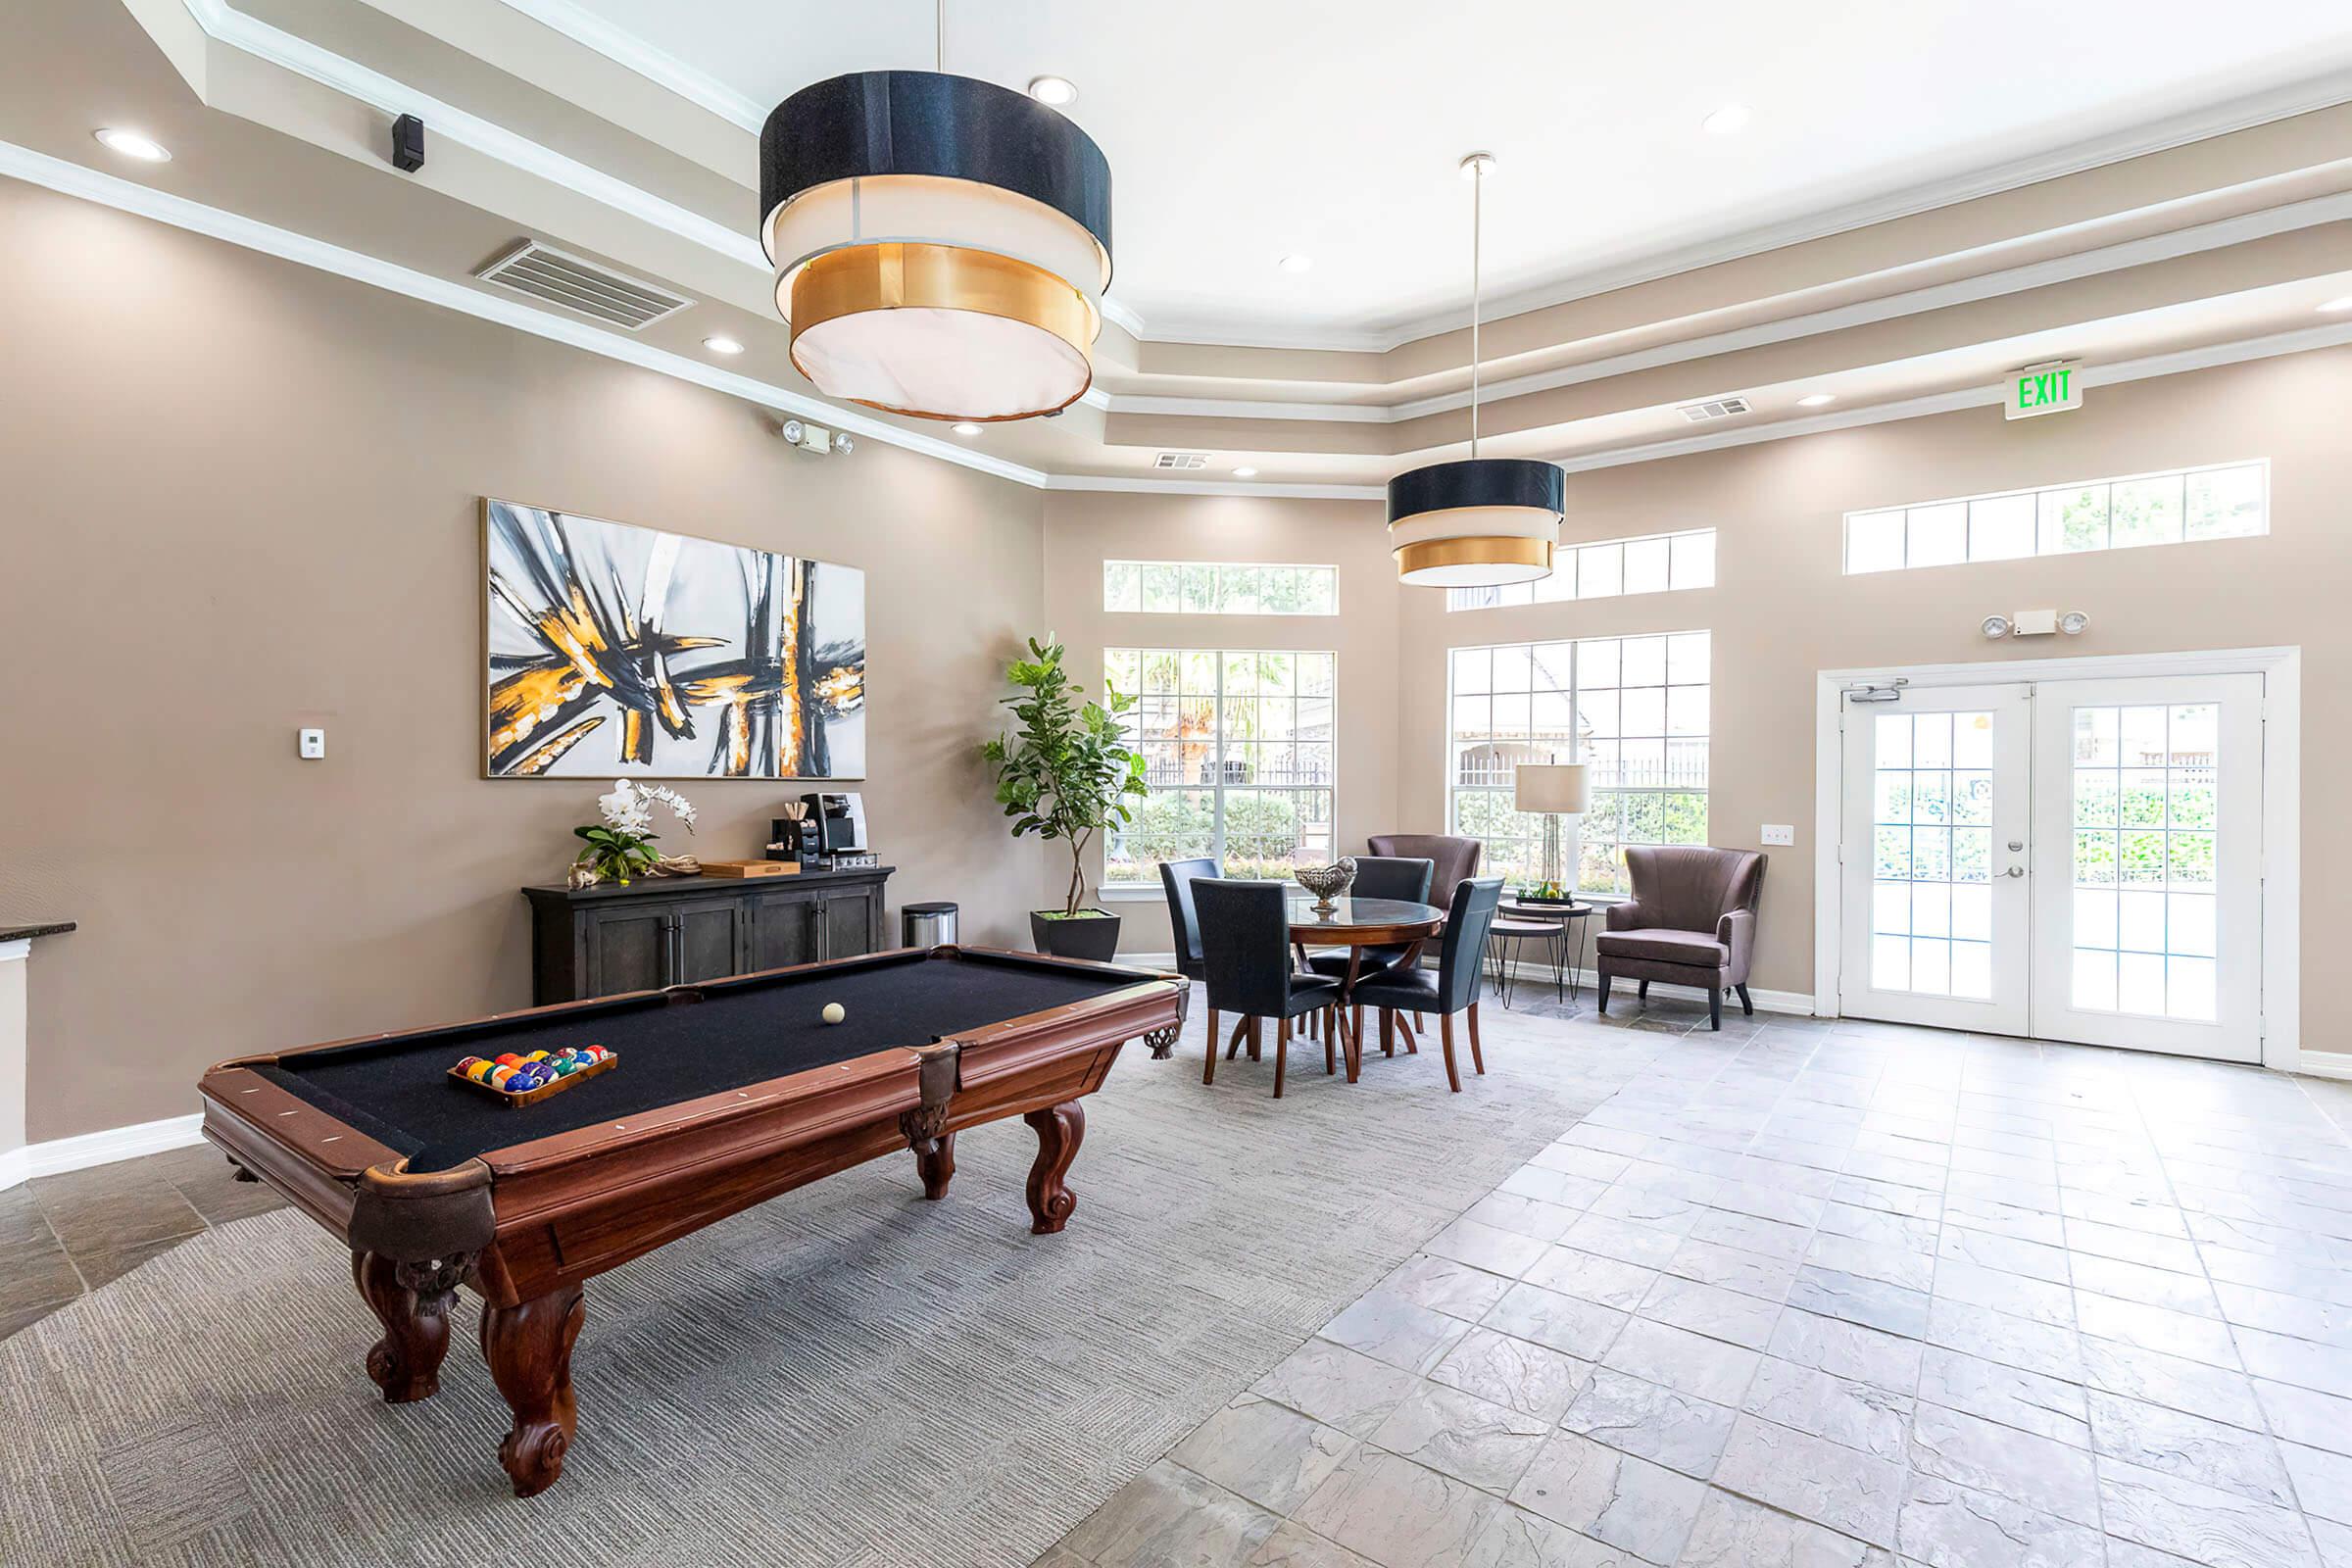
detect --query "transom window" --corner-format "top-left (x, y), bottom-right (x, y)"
top-left (1104, 649), bottom-right (1337, 885)
top-left (1844, 461), bottom-right (2266, 575)
top-left (1447, 632), bottom-right (1710, 895)
top-left (1446, 528), bottom-right (1714, 612)
top-left (1102, 561), bottom-right (1339, 615)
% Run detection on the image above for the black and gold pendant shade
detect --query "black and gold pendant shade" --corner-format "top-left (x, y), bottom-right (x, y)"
top-left (760, 71), bottom-right (1112, 423)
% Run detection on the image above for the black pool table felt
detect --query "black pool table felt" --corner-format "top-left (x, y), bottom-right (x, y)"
top-left (257, 952), bottom-right (1144, 1173)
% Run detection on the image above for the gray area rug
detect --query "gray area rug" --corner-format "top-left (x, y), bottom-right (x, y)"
top-left (0, 1006), bottom-right (1663, 1567)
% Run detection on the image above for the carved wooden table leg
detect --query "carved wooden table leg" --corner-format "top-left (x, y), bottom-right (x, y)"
top-left (351, 1250), bottom-right (457, 1403)
top-left (913, 1130), bottom-right (957, 1200)
top-left (1022, 1101), bottom-right (1085, 1235)
top-left (480, 1284), bottom-right (586, 1497)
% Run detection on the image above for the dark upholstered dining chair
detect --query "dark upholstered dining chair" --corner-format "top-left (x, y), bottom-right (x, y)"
top-left (1349, 877), bottom-right (1504, 1092)
top-left (1594, 846), bottom-right (1767, 1030)
top-left (1194, 880), bottom-right (1343, 1099)
top-left (1303, 855), bottom-right (1434, 988)
top-left (1157, 856), bottom-right (1220, 1051)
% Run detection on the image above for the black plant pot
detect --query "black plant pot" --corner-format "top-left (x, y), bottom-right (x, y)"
top-left (1029, 908), bottom-right (1123, 962)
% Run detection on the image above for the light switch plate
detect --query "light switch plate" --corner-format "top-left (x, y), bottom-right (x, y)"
top-left (298, 728), bottom-right (326, 760)
top-left (1761, 823), bottom-right (1794, 846)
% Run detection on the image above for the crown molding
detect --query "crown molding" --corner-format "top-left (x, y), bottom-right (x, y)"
top-left (491, 0), bottom-right (767, 132)
top-left (9, 134), bottom-right (2344, 507)
top-left (1553, 317), bottom-right (2352, 475)
top-left (0, 138), bottom-right (1051, 487)
top-left (1041, 475), bottom-right (1387, 501)
top-left (1103, 186), bottom-right (2352, 427)
top-left (181, 0), bottom-right (762, 269)
top-left (194, 1), bottom-right (2352, 377)
top-left (1140, 74), bottom-right (2352, 354)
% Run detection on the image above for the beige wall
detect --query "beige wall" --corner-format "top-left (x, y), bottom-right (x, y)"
top-left (1040, 493), bottom-right (1404, 952)
top-left (1039, 353), bottom-right (2349, 1060)
top-left (1395, 349), bottom-right (2349, 1052)
top-left (0, 181), bottom-right (1050, 1140)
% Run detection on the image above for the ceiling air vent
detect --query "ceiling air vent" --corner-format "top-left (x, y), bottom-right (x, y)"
top-left (471, 240), bottom-right (693, 330)
top-left (1152, 452), bottom-right (1212, 470)
top-left (1679, 396), bottom-right (1752, 422)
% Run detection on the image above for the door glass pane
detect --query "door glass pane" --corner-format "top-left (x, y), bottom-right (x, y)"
top-left (1871, 710), bottom-right (1993, 999)
top-left (2067, 702), bottom-right (2221, 1020)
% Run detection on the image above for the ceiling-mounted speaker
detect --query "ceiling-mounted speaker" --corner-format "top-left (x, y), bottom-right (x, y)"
top-left (391, 114), bottom-right (425, 172)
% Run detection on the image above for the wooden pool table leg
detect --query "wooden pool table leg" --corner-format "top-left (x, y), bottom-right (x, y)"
top-left (481, 1283), bottom-right (586, 1499)
top-left (351, 1250), bottom-right (455, 1404)
top-left (913, 1131), bottom-right (957, 1200)
top-left (1022, 1101), bottom-right (1084, 1235)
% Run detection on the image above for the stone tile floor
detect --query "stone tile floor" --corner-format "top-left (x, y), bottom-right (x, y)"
top-left (0, 1140), bottom-right (287, 1339)
top-left (1049, 1000), bottom-right (2352, 1568)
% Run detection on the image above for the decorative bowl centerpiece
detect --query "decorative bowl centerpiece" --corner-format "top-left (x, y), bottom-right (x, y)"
top-left (1295, 856), bottom-right (1358, 914)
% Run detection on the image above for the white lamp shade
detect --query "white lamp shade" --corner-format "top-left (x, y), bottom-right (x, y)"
top-left (788, 304), bottom-right (1092, 421)
top-left (1513, 762), bottom-right (1588, 814)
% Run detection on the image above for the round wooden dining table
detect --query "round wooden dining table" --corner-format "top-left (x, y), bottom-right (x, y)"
top-left (1286, 893), bottom-right (1445, 1081)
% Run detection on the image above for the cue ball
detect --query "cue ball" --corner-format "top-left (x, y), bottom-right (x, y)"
top-left (821, 1003), bottom-right (846, 1025)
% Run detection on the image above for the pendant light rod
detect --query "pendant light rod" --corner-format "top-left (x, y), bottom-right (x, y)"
top-left (936, 0), bottom-right (945, 71)
top-left (1460, 152), bottom-right (1495, 457)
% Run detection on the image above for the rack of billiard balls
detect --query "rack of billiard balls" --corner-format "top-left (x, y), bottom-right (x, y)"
top-left (449, 1045), bottom-right (618, 1105)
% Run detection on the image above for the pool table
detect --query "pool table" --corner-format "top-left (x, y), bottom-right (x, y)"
top-left (198, 945), bottom-right (1188, 1496)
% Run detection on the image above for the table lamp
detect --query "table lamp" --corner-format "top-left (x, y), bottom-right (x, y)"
top-left (1512, 762), bottom-right (1588, 903)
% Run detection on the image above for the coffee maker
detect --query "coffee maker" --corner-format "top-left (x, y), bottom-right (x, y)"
top-left (803, 792), bottom-right (871, 863)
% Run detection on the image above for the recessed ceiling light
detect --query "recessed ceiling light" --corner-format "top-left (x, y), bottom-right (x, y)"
top-left (94, 127), bottom-right (171, 163)
top-left (1027, 75), bottom-right (1079, 107)
top-left (952, 421), bottom-right (983, 437)
top-left (703, 335), bottom-right (745, 356)
top-left (1797, 393), bottom-right (1837, 408)
top-left (1233, 466), bottom-right (1259, 478)
top-left (1278, 254), bottom-right (1313, 273)
top-left (2321, 296), bottom-right (2352, 314)
top-left (1701, 103), bottom-right (1752, 136)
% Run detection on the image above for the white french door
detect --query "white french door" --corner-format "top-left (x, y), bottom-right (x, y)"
top-left (2027, 675), bottom-right (2263, 1059)
top-left (1838, 670), bottom-right (2266, 1062)
top-left (1839, 687), bottom-right (2033, 1034)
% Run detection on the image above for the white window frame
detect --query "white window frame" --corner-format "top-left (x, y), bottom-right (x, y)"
top-left (1842, 460), bottom-right (2268, 575)
top-left (1446, 527), bottom-right (1715, 612)
top-left (1102, 648), bottom-right (1338, 892)
top-left (1102, 561), bottom-right (1340, 615)
top-left (1446, 631), bottom-right (1711, 898)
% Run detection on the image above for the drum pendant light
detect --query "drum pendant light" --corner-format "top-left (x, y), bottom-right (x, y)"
top-left (759, 3), bottom-right (1112, 422)
top-left (1388, 154), bottom-right (1563, 586)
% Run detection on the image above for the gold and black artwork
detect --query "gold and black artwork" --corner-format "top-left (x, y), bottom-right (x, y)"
top-left (484, 500), bottom-right (866, 779)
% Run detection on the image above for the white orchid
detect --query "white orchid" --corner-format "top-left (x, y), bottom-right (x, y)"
top-left (576, 780), bottom-right (698, 887)
top-left (597, 780), bottom-right (650, 835)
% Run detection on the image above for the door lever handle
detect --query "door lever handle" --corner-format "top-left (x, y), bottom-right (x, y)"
top-left (2000, 865), bottom-right (2027, 878)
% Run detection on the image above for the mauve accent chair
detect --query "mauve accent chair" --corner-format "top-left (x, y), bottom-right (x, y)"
top-left (1366, 835), bottom-right (1482, 905)
top-left (1594, 846), bottom-right (1767, 1031)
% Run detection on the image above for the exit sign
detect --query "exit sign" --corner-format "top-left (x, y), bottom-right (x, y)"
top-left (2006, 364), bottom-right (2082, 420)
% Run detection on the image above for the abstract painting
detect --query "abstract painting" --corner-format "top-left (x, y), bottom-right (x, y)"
top-left (483, 500), bottom-right (865, 779)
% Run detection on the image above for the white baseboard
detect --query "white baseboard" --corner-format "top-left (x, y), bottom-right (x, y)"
top-left (1120, 951), bottom-right (1819, 1018)
top-left (2300, 1052), bottom-right (2352, 1082)
top-left (0, 1110), bottom-right (206, 1191)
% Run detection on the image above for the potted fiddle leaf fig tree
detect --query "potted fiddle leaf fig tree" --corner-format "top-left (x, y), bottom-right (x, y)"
top-left (982, 635), bottom-right (1149, 961)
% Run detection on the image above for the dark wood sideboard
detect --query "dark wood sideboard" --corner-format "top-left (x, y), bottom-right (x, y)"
top-left (521, 865), bottom-right (895, 1004)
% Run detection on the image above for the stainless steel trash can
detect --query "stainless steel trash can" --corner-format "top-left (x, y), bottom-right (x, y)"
top-left (902, 902), bottom-right (958, 948)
